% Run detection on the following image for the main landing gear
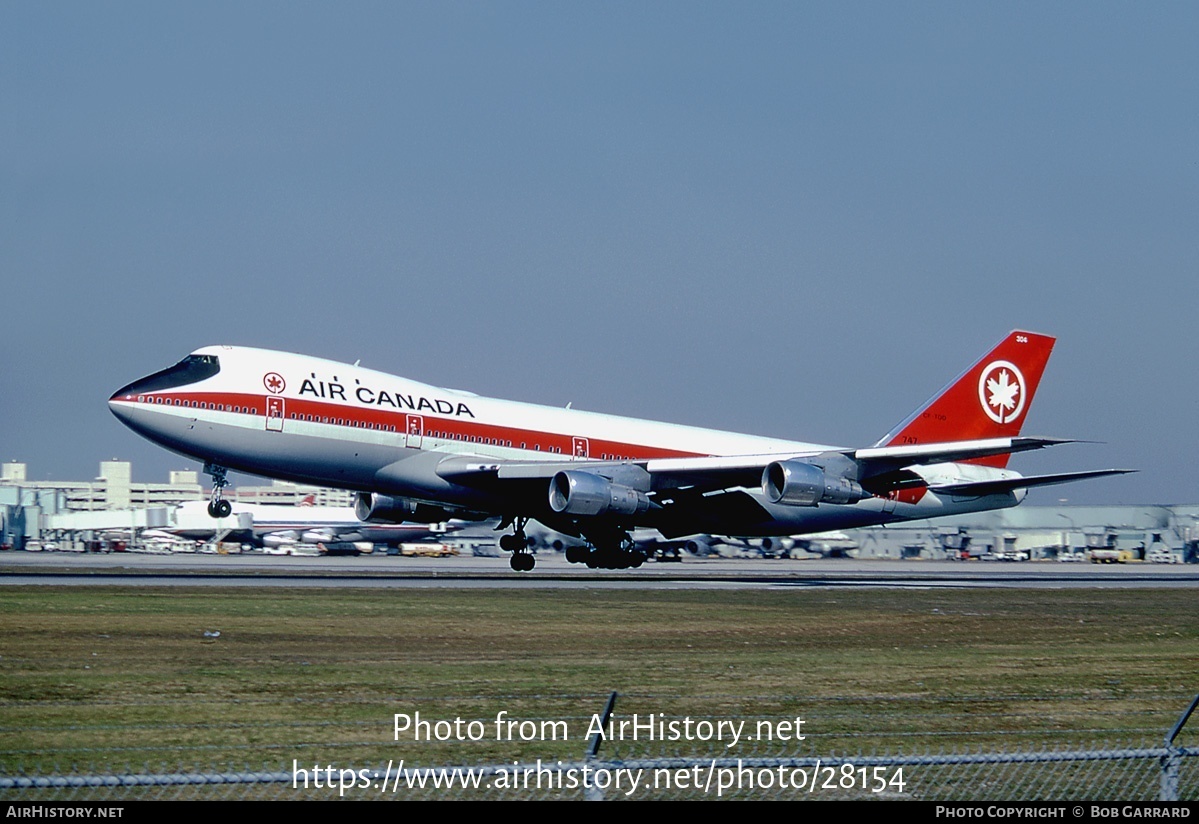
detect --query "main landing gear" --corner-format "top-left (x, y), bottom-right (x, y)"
top-left (204, 462), bottom-right (232, 519)
top-left (498, 516), bottom-right (535, 572)
top-left (564, 531), bottom-right (646, 570)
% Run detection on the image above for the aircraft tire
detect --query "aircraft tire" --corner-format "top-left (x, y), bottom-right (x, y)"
top-left (508, 552), bottom-right (535, 572)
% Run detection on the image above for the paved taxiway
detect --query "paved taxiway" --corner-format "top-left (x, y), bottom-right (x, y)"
top-left (2, 551), bottom-right (1197, 589)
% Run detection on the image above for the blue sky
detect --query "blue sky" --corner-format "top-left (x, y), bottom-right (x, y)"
top-left (2, 2), bottom-right (1196, 504)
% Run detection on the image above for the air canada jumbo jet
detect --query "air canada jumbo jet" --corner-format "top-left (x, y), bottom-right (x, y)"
top-left (109, 330), bottom-right (1128, 571)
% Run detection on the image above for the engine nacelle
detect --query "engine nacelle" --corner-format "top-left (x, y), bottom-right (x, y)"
top-left (548, 471), bottom-right (652, 517)
top-left (760, 536), bottom-right (795, 552)
top-left (762, 460), bottom-right (868, 507)
top-left (355, 493), bottom-right (462, 524)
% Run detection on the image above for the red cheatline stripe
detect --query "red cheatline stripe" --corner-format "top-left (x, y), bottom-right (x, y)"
top-left (125, 392), bottom-right (703, 461)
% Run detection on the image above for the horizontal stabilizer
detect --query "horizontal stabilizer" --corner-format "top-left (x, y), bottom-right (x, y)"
top-left (855, 437), bottom-right (1074, 469)
top-left (930, 469), bottom-right (1135, 497)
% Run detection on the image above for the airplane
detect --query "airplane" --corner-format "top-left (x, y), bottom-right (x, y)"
top-left (164, 499), bottom-right (460, 551)
top-left (108, 330), bottom-right (1130, 572)
top-left (749, 532), bottom-right (859, 559)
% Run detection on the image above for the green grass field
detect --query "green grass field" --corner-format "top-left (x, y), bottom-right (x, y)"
top-left (1, 586), bottom-right (1195, 775)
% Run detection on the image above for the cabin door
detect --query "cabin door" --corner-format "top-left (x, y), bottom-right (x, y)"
top-left (406, 415), bottom-right (424, 449)
top-left (266, 397), bottom-right (285, 432)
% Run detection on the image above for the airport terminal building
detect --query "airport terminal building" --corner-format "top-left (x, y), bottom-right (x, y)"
top-left (0, 460), bottom-right (355, 549)
top-left (2, 459), bottom-right (1196, 561)
top-left (847, 503), bottom-right (1199, 563)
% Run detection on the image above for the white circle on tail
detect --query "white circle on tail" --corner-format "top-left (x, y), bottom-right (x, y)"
top-left (978, 360), bottom-right (1026, 424)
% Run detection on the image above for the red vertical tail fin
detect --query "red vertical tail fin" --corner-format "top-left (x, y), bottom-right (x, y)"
top-left (875, 330), bottom-right (1055, 467)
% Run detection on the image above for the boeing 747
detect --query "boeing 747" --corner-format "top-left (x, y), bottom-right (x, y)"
top-left (109, 330), bottom-right (1129, 571)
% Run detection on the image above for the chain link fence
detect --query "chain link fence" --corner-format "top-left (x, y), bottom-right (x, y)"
top-left (4, 695), bottom-right (1196, 801)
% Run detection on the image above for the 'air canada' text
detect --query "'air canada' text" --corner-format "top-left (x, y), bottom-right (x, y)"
top-left (298, 374), bottom-right (474, 417)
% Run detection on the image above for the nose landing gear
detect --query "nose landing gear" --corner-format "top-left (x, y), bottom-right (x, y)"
top-left (204, 463), bottom-right (232, 519)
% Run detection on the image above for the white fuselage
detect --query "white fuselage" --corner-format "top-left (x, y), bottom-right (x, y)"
top-left (109, 346), bottom-right (1022, 538)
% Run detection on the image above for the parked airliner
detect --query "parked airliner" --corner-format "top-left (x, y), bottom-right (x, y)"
top-left (166, 500), bottom-right (459, 549)
top-left (109, 330), bottom-right (1128, 571)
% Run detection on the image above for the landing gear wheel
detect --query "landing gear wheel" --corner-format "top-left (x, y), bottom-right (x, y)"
top-left (509, 552), bottom-right (536, 572)
top-left (578, 529), bottom-right (637, 570)
top-left (500, 531), bottom-right (528, 553)
top-left (498, 517), bottom-right (529, 554)
top-left (204, 462), bottom-right (231, 520)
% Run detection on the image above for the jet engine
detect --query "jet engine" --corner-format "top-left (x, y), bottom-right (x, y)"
top-left (762, 460), bottom-right (868, 507)
top-left (354, 493), bottom-right (461, 524)
top-left (760, 536), bottom-right (795, 553)
top-left (548, 471), bottom-right (652, 517)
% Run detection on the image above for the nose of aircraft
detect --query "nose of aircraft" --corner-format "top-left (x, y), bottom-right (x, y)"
top-left (108, 389), bottom-right (137, 426)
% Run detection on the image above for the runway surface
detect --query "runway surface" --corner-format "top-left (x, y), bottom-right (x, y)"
top-left (3, 551), bottom-right (1197, 589)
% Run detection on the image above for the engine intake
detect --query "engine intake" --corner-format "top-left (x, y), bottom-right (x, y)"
top-left (763, 460), bottom-right (868, 507)
top-left (548, 471), bottom-right (652, 516)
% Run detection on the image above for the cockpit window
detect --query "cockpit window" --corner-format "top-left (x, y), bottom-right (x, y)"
top-left (113, 354), bottom-right (221, 397)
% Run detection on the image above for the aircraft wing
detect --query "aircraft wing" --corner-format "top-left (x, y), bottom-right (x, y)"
top-left (436, 453), bottom-right (811, 495)
top-left (434, 436), bottom-right (1078, 498)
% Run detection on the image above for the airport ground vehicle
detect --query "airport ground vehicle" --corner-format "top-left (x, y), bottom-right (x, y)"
top-left (1090, 548), bottom-right (1135, 564)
